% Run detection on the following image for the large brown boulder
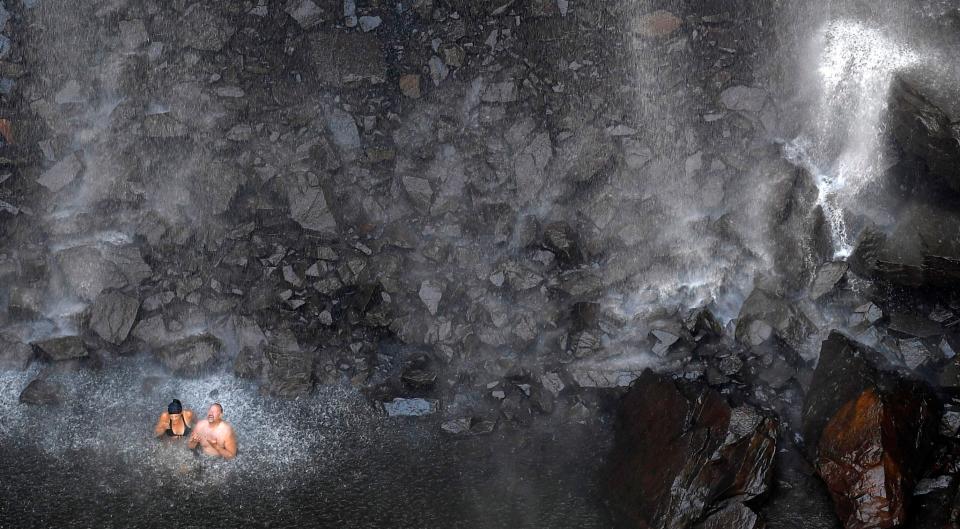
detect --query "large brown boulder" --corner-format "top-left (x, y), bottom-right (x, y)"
top-left (607, 370), bottom-right (777, 529)
top-left (802, 332), bottom-right (940, 529)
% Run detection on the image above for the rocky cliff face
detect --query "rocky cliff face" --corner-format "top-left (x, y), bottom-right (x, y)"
top-left (2, 0), bottom-right (960, 528)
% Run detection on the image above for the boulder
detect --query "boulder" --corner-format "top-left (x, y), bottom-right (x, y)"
top-left (19, 379), bottom-right (64, 405)
top-left (263, 345), bottom-right (313, 397)
top-left (88, 290), bottom-right (139, 344)
top-left (809, 262), bottom-right (848, 300)
top-left (607, 370), bottom-right (777, 529)
top-left (888, 72), bottom-right (960, 195)
top-left (736, 287), bottom-right (815, 350)
top-left (0, 335), bottom-right (34, 370)
top-left (849, 202), bottom-right (960, 288)
top-left (801, 332), bottom-right (940, 529)
top-left (155, 334), bottom-right (223, 377)
top-left (285, 0), bottom-right (326, 28)
top-left (286, 173), bottom-right (338, 233)
top-left (32, 336), bottom-right (88, 361)
top-left (37, 152), bottom-right (82, 192)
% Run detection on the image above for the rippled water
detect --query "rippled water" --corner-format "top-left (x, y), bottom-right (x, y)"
top-left (0, 360), bottom-right (615, 528)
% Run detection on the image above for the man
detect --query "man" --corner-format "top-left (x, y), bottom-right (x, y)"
top-left (188, 402), bottom-right (238, 460)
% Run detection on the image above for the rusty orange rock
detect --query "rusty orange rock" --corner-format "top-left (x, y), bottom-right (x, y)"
top-left (0, 119), bottom-right (12, 144)
top-left (817, 386), bottom-right (937, 529)
top-left (635, 10), bottom-right (683, 38)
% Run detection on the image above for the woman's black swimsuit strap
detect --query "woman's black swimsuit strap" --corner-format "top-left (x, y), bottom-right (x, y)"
top-left (165, 417), bottom-right (192, 438)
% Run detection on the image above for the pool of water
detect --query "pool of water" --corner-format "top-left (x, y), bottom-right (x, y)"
top-left (0, 360), bottom-right (615, 528)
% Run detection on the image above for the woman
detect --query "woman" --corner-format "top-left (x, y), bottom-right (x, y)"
top-left (153, 399), bottom-right (195, 440)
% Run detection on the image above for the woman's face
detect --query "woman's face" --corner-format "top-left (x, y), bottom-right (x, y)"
top-left (168, 413), bottom-right (183, 424)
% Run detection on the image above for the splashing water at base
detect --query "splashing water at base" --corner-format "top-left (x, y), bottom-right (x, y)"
top-left (786, 20), bottom-right (920, 257)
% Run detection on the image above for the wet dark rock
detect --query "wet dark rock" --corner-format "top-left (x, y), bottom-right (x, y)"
top-left (308, 32), bottom-right (386, 86)
top-left (178, 3), bottom-right (236, 52)
top-left (849, 203), bottom-right (960, 288)
top-left (7, 286), bottom-right (44, 319)
top-left (736, 287), bottom-right (815, 350)
top-left (809, 262), bottom-right (848, 300)
top-left (155, 334), bottom-right (223, 377)
top-left (696, 502), bottom-right (762, 529)
top-left (441, 417), bottom-right (496, 437)
top-left (0, 334), bottom-right (34, 370)
top-left (263, 345), bottom-right (313, 397)
top-left (607, 370), bottom-right (777, 529)
top-left (801, 332), bottom-right (940, 529)
top-left (32, 335), bottom-right (88, 362)
top-left (888, 73), bottom-right (960, 195)
top-left (549, 125), bottom-right (615, 183)
top-left (88, 290), bottom-right (139, 345)
top-left (401, 368), bottom-right (437, 390)
top-left (19, 378), bottom-right (64, 405)
top-left (888, 312), bottom-right (943, 339)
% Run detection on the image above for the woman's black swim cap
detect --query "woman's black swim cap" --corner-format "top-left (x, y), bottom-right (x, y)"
top-left (168, 399), bottom-right (183, 414)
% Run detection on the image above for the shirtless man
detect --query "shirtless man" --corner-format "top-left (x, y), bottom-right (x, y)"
top-left (188, 403), bottom-right (238, 460)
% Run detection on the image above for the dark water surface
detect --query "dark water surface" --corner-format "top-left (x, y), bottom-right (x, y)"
top-left (0, 362), bottom-right (615, 529)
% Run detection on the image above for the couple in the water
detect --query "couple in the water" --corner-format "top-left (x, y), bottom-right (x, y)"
top-left (153, 399), bottom-right (238, 460)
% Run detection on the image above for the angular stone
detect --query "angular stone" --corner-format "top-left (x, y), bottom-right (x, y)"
top-left (19, 379), bottom-right (64, 405)
top-left (809, 261), bottom-right (848, 300)
top-left (550, 126), bottom-right (615, 183)
top-left (888, 312), bottom-right (943, 338)
top-left (402, 175), bottom-right (432, 211)
top-left (89, 290), bottom-right (139, 345)
top-left (720, 86), bottom-right (769, 113)
top-left (263, 344), bottom-right (313, 397)
top-left (399, 74), bottom-right (421, 98)
top-left (155, 334), bottom-right (222, 377)
top-left (287, 173), bottom-right (338, 233)
top-left (38, 152), bottom-right (82, 192)
top-left (418, 280), bottom-right (443, 315)
top-left (736, 287), bottom-right (814, 351)
top-left (309, 32), bottom-right (386, 86)
top-left (635, 10), bottom-right (682, 37)
top-left (607, 370), bottom-right (777, 529)
top-left (178, 3), bottom-right (236, 51)
top-left (32, 336), bottom-right (88, 362)
top-left (383, 398), bottom-right (438, 417)
top-left (802, 332), bottom-right (939, 529)
top-left (55, 246), bottom-right (129, 301)
top-left (441, 417), bottom-right (496, 437)
top-left (0, 335), bottom-right (34, 370)
top-left (888, 73), bottom-right (960, 195)
top-left (480, 80), bottom-right (518, 103)
top-left (285, 0), bottom-right (325, 28)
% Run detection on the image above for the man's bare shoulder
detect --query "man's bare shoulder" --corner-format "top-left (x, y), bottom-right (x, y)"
top-left (219, 421), bottom-right (235, 435)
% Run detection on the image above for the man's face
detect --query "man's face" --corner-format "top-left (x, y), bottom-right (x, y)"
top-left (207, 405), bottom-right (222, 424)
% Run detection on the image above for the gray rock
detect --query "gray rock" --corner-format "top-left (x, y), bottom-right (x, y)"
top-left (809, 261), bottom-right (848, 300)
top-left (383, 398), bottom-right (439, 417)
top-left (358, 15), bottom-right (381, 32)
top-left (550, 126), bottom-right (615, 183)
top-left (0, 335), bottom-right (34, 370)
top-left (55, 246), bottom-right (131, 301)
top-left (481, 80), bottom-right (519, 103)
top-left (309, 32), bottom-right (386, 86)
top-left (155, 334), bottom-right (222, 377)
top-left (899, 339), bottom-right (942, 370)
top-left (285, 0), bottom-right (325, 28)
top-left (441, 417), bottom-right (496, 436)
top-left (402, 176), bottom-right (433, 211)
top-left (178, 3), bottom-right (236, 51)
top-left (735, 287), bottom-right (814, 351)
top-left (54, 80), bottom-right (84, 105)
top-left (325, 106), bottom-right (361, 155)
top-left (720, 86), bottom-right (769, 113)
top-left (19, 379), bottom-right (64, 405)
top-left (287, 173), bottom-right (338, 233)
top-left (418, 280), bottom-right (443, 315)
top-left (8, 286), bottom-right (44, 319)
top-left (32, 336), bottom-right (88, 361)
top-left (119, 19), bottom-right (150, 49)
top-left (889, 312), bottom-right (943, 338)
top-left (141, 113), bottom-right (188, 138)
top-left (263, 345), bottom-right (313, 397)
top-left (38, 152), bottom-right (82, 192)
top-left (89, 290), bottom-right (140, 345)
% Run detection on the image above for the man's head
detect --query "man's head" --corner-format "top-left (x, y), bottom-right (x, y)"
top-left (206, 403), bottom-right (223, 424)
